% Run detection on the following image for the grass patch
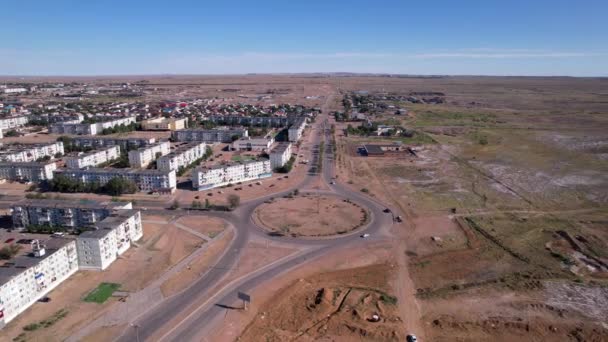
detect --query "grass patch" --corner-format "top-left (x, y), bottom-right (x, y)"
top-left (83, 282), bottom-right (121, 303)
top-left (380, 293), bottom-right (398, 305)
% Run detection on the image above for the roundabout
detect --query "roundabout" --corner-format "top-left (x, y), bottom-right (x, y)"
top-left (253, 194), bottom-right (369, 238)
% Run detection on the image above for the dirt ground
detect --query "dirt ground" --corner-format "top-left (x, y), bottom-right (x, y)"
top-left (254, 194), bottom-right (367, 237)
top-left (239, 264), bottom-right (404, 342)
top-left (174, 215), bottom-right (226, 237)
top-left (0, 214), bottom-right (209, 342)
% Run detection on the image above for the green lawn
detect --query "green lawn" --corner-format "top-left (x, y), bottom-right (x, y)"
top-left (83, 282), bottom-right (121, 303)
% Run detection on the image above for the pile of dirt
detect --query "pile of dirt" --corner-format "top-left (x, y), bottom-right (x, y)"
top-left (238, 264), bottom-right (404, 341)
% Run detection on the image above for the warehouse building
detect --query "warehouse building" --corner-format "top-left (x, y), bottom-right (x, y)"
top-left (192, 159), bottom-right (272, 190)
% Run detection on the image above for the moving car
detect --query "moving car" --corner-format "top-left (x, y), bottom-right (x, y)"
top-left (360, 233), bottom-right (370, 238)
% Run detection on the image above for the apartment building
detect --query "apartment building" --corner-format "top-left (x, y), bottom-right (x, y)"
top-left (0, 162), bottom-right (57, 181)
top-left (0, 235), bottom-right (79, 327)
top-left (44, 113), bottom-right (84, 124)
top-left (192, 159), bottom-right (272, 190)
top-left (232, 136), bottom-right (274, 151)
top-left (65, 145), bottom-right (121, 169)
top-left (269, 142), bottom-right (293, 169)
top-left (157, 142), bottom-right (207, 172)
top-left (76, 210), bottom-right (142, 271)
top-left (0, 142), bottom-right (64, 163)
top-left (172, 128), bottom-right (248, 143)
top-left (128, 141), bottom-right (171, 168)
top-left (141, 117), bottom-right (188, 131)
top-left (0, 115), bottom-right (29, 131)
top-left (50, 116), bottom-right (136, 135)
top-left (207, 115), bottom-right (291, 127)
top-left (70, 136), bottom-right (156, 150)
top-left (54, 168), bottom-right (177, 192)
top-left (288, 117), bottom-right (307, 142)
top-left (1, 88), bottom-right (27, 94)
top-left (11, 199), bottom-right (132, 230)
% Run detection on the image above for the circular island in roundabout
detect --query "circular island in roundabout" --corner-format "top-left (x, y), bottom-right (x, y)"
top-left (253, 193), bottom-right (370, 238)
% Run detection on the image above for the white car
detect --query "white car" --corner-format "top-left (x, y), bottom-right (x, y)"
top-left (360, 233), bottom-right (370, 238)
top-left (406, 334), bottom-right (417, 342)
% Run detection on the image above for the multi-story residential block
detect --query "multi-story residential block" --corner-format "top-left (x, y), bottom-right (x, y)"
top-left (54, 168), bottom-right (176, 192)
top-left (70, 136), bottom-right (156, 150)
top-left (172, 128), bottom-right (248, 143)
top-left (76, 210), bottom-right (142, 271)
top-left (207, 115), bottom-right (291, 127)
top-left (232, 137), bottom-right (274, 151)
top-left (0, 142), bottom-right (64, 163)
top-left (288, 117), bottom-right (307, 142)
top-left (0, 115), bottom-right (29, 131)
top-left (0, 235), bottom-right (79, 327)
top-left (11, 199), bottom-right (132, 229)
top-left (128, 141), bottom-right (170, 168)
top-left (0, 162), bottom-right (56, 181)
top-left (65, 145), bottom-right (120, 169)
top-left (44, 113), bottom-right (84, 124)
top-left (50, 116), bottom-right (136, 135)
top-left (157, 142), bottom-right (207, 172)
top-left (192, 159), bottom-right (272, 190)
top-left (141, 117), bottom-right (188, 131)
top-left (269, 142), bottom-right (293, 169)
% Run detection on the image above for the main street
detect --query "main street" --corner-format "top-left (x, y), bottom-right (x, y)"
top-left (115, 95), bottom-right (396, 342)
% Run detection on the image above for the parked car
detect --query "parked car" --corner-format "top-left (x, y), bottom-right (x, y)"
top-left (383, 208), bottom-right (391, 213)
top-left (360, 233), bottom-right (370, 238)
top-left (406, 334), bottom-right (417, 342)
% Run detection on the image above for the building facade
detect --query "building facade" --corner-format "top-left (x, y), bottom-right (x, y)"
top-left (288, 117), bottom-right (307, 142)
top-left (141, 117), bottom-right (188, 131)
top-left (0, 142), bottom-right (64, 163)
top-left (172, 128), bottom-right (248, 143)
top-left (0, 236), bottom-right (79, 327)
top-left (128, 141), bottom-right (171, 168)
top-left (192, 159), bottom-right (272, 190)
top-left (0, 115), bottom-right (29, 131)
top-left (0, 162), bottom-right (57, 181)
top-left (157, 142), bottom-right (207, 172)
top-left (70, 136), bottom-right (156, 150)
top-left (76, 210), bottom-right (143, 271)
top-left (54, 168), bottom-right (177, 192)
top-left (50, 116), bottom-right (136, 135)
top-left (269, 142), bottom-right (293, 169)
top-left (11, 199), bottom-right (132, 229)
top-left (232, 137), bottom-right (274, 151)
top-left (65, 145), bottom-right (121, 169)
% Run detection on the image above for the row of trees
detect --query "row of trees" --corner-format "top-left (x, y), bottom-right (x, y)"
top-left (100, 122), bottom-right (139, 135)
top-left (45, 175), bottom-right (138, 196)
top-left (275, 155), bottom-right (296, 173)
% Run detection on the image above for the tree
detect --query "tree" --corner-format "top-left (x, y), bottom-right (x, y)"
top-left (103, 177), bottom-right (138, 196)
top-left (170, 200), bottom-right (180, 210)
top-left (54, 152), bottom-right (63, 159)
top-left (205, 198), bottom-right (211, 209)
top-left (191, 200), bottom-right (202, 209)
top-left (231, 135), bottom-right (240, 142)
top-left (227, 194), bottom-right (240, 209)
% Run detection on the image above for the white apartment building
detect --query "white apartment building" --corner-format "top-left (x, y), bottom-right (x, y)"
top-left (232, 137), bottom-right (274, 151)
top-left (65, 145), bottom-right (121, 169)
top-left (157, 142), bottom-right (207, 172)
top-left (1, 88), bottom-right (27, 94)
top-left (11, 199), bottom-right (132, 229)
top-left (192, 159), bottom-right (272, 191)
top-left (50, 116), bottom-right (136, 135)
top-left (288, 117), bottom-right (307, 142)
top-left (128, 141), bottom-right (171, 168)
top-left (0, 236), bottom-right (79, 327)
top-left (0, 115), bottom-right (29, 131)
top-left (54, 168), bottom-right (177, 192)
top-left (76, 210), bottom-right (143, 271)
top-left (270, 142), bottom-right (293, 169)
top-left (172, 128), bottom-right (248, 143)
top-left (141, 117), bottom-right (188, 131)
top-left (0, 142), bottom-right (65, 163)
top-left (70, 136), bottom-right (155, 150)
top-left (0, 162), bottom-right (57, 182)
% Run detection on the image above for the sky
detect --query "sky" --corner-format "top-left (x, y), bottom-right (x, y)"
top-left (1, 0), bottom-right (607, 76)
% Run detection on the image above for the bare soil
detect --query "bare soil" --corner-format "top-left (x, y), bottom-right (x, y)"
top-left (254, 195), bottom-right (367, 237)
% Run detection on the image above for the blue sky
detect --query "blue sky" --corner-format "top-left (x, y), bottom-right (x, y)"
top-left (1, 0), bottom-right (607, 76)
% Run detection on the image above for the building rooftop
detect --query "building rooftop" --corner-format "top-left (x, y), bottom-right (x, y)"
top-left (55, 167), bottom-right (173, 176)
top-left (78, 209), bottom-right (139, 239)
top-left (196, 158), bottom-right (269, 171)
top-left (0, 142), bottom-right (60, 154)
top-left (0, 232), bottom-right (75, 285)
top-left (164, 142), bottom-right (206, 157)
top-left (13, 198), bottom-right (129, 211)
top-left (0, 161), bottom-right (55, 167)
top-left (270, 142), bottom-right (292, 154)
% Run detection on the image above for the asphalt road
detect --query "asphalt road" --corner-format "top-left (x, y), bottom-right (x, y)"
top-left (114, 111), bottom-right (396, 341)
